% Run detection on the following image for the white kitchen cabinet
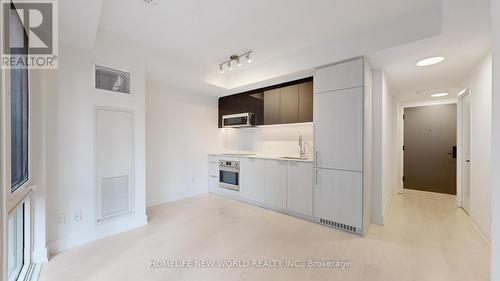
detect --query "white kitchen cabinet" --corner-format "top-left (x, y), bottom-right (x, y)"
top-left (313, 58), bottom-right (364, 93)
top-left (314, 87), bottom-right (363, 172)
top-left (208, 162), bottom-right (218, 177)
top-left (314, 168), bottom-right (363, 229)
top-left (287, 161), bottom-right (313, 216)
top-left (265, 160), bottom-right (287, 209)
top-left (208, 155), bottom-right (219, 192)
top-left (240, 158), bottom-right (266, 203)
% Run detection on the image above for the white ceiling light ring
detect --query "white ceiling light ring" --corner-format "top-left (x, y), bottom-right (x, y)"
top-left (430, 92), bottom-right (449, 98)
top-left (416, 56), bottom-right (445, 67)
top-left (143, 0), bottom-right (160, 5)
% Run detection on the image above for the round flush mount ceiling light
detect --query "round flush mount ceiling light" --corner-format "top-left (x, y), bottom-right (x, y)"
top-left (143, 0), bottom-right (160, 5)
top-left (430, 92), bottom-right (449, 98)
top-left (416, 56), bottom-right (445, 67)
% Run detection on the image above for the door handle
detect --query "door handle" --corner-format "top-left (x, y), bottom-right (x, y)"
top-left (315, 151), bottom-right (319, 166)
top-left (447, 146), bottom-right (457, 159)
top-left (315, 169), bottom-right (319, 185)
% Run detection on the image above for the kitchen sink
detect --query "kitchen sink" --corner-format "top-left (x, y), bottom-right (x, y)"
top-left (279, 156), bottom-right (311, 160)
top-left (221, 153), bottom-right (256, 156)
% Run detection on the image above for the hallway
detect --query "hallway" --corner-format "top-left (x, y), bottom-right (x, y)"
top-left (40, 190), bottom-right (490, 281)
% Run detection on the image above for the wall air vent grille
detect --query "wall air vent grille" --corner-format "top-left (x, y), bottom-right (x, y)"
top-left (95, 65), bottom-right (131, 94)
top-left (320, 218), bottom-right (357, 233)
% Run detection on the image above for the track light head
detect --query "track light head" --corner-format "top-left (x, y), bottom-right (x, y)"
top-left (219, 51), bottom-right (253, 74)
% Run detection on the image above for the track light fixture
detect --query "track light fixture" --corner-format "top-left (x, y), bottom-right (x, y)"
top-left (219, 51), bottom-right (253, 74)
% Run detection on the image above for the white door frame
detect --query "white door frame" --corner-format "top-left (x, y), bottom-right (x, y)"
top-left (456, 89), bottom-right (471, 209)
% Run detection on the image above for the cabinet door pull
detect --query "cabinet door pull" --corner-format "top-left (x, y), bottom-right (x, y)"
top-left (315, 170), bottom-right (319, 185)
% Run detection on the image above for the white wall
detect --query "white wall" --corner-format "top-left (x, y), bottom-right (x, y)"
top-left (372, 69), bottom-right (397, 225)
top-left (146, 80), bottom-right (221, 207)
top-left (220, 124), bottom-right (313, 158)
top-left (462, 54), bottom-right (492, 242)
top-left (491, 2), bottom-right (499, 279)
top-left (45, 31), bottom-right (147, 254)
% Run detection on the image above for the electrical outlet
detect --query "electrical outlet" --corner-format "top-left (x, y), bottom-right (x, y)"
top-left (73, 210), bottom-right (82, 222)
top-left (56, 213), bottom-right (65, 224)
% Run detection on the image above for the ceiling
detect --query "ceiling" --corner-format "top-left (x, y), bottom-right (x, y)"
top-left (368, 0), bottom-right (491, 102)
top-left (59, 0), bottom-right (491, 99)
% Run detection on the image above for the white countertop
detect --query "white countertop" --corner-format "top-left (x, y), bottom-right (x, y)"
top-left (208, 153), bottom-right (313, 163)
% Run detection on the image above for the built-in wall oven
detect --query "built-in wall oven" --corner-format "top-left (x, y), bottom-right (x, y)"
top-left (219, 160), bottom-right (240, 191)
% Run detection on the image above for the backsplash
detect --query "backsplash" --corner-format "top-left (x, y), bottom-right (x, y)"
top-left (220, 123), bottom-right (314, 157)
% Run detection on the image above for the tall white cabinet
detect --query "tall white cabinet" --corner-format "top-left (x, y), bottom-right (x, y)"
top-left (313, 58), bottom-right (372, 235)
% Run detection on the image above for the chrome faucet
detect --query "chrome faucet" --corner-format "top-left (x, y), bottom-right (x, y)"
top-left (299, 135), bottom-right (306, 158)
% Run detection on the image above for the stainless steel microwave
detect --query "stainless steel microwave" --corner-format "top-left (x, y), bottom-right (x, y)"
top-left (222, 113), bottom-right (256, 128)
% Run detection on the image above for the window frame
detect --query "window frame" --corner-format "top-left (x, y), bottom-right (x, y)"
top-left (6, 197), bottom-right (32, 281)
top-left (2, 1), bottom-right (34, 281)
top-left (4, 0), bottom-right (33, 213)
top-left (4, 64), bottom-right (33, 214)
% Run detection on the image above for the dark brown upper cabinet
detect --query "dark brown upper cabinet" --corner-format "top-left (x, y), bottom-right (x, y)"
top-left (298, 81), bottom-right (313, 122)
top-left (264, 88), bottom-right (281, 125)
top-left (280, 85), bottom-right (299, 124)
top-left (218, 77), bottom-right (313, 128)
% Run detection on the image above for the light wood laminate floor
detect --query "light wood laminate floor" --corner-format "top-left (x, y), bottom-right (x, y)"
top-left (39, 190), bottom-right (490, 281)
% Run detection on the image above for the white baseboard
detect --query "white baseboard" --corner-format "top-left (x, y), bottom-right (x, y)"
top-left (371, 196), bottom-right (392, 226)
top-left (33, 247), bottom-right (48, 263)
top-left (372, 213), bottom-right (384, 225)
top-left (470, 214), bottom-right (491, 246)
top-left (47, 214), bottom-right (148, 255)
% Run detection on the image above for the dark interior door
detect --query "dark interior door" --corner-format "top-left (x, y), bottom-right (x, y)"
top-left (404, 104), bottom-right (457, 194)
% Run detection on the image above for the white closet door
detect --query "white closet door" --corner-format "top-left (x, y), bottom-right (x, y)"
top-left (314, 87), bottom-right (363, 171)
top-left (96, 108), bottom-right (134, 222)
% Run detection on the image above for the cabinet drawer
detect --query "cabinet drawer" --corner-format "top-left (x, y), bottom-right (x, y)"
top-left (208, 163), bottom-right (219, 177)
top-left (208, 155), bottom-right (219, 163)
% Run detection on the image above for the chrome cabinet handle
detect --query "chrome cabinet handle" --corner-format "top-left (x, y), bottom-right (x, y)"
top-left (315, 169), bottom-right (319, 185)
top-left (315, 151), bottom-right (319, 166)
